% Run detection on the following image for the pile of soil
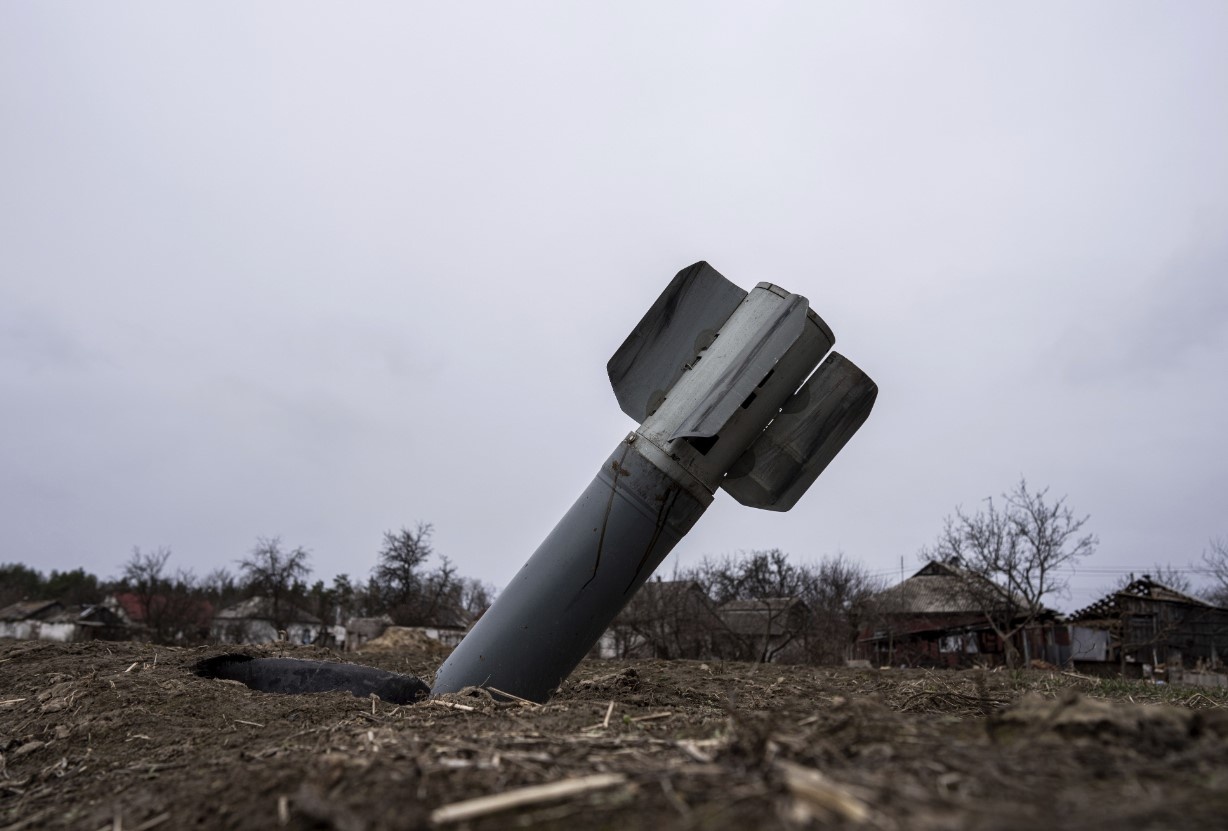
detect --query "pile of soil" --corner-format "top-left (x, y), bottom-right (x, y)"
top-left (3, 639), bottom-right (1227, 830)
top-left (358, 628), bottom-right (452, 663)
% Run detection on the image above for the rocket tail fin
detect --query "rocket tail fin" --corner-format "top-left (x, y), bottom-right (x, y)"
top-left (607, 262), bottom-right (747, 422)
top-left (720, 352), bottom-right (876, 511)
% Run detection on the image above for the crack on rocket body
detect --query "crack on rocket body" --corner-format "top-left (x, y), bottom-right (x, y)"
top-left (582, 441), bottom-right (634, 591)
top-left (625, 486), bottom-right (681, 593)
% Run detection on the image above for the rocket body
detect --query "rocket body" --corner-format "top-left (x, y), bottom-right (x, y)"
top-left (430, 437), bottom-right (708, 701)
top-left (431, 265), bottom-right (876, 701)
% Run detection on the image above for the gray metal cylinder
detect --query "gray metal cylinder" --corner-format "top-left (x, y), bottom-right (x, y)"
top-left (430, 434), bottom-right (710, 702)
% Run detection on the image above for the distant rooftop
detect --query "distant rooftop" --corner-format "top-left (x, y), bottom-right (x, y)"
top-left (1068, 576), bottom-right (1216, 622)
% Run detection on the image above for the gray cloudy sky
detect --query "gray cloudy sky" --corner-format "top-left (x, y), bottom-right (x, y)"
top-left (3, 3), bottom-right (1226, 611)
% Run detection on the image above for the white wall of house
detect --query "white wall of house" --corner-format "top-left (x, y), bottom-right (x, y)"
top-left (419, 626), bottom-right (466, 648)
top-left (0, 621), bottom-right (34, 640)
top-left (0, 620), bottom-right (81, 642)
top-left (1070, 626), bottom-right (1110, 661)
top-left (212, 620), bottom-right (318, 645)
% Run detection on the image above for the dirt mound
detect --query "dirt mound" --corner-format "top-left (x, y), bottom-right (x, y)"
top-left (4, 641), bottom-right (1228, 831)
top-left (358, 626), bottom-right (453, 660)
top-left (990, 691), bottom-right (1228, 754)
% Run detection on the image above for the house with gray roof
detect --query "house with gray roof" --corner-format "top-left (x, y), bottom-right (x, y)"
top-left (597, 580), bottom-right (723, 659)
top-left (0, 600), bottom-right (126, 642)
top-left (716, 596), bottom-right (811, 663)
top-left (211, 596), bottom-right (323, 645)
top-left (858, 560), bottom-right (1062, 667)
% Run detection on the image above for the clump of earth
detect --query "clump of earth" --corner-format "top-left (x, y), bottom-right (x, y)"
top-left (3, 639), bottom-right (1227, 830)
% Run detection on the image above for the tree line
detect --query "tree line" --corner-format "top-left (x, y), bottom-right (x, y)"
top-left (0, 522), bottom-right (493, 645)
top-left (607, 480), bottom-right (1228, 668)
top-left (607, 549), bottom-right (887, 665)
top-left (5, 479), bottom-right (1227, 664)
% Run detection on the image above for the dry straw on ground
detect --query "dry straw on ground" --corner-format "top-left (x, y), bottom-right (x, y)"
top-left (2, 640), bottom-right (1228, 830)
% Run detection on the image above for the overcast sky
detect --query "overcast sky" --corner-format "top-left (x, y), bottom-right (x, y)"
top-left (3, 3), bottom-right (1226, 612)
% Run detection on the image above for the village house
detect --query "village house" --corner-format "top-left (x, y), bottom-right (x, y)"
top-left (596, 580), bottom-right (723, 659)
top-left (104, 592), bottom-right (214, 642)
top-left (211, 596), bottom-right (324, 645)
top-left (407, 605), bottom-right (471, 649)
top-left (716, 596), bottom-right (811, 663)
top-left (1066, 576), bottom-right (1228, 681)
top-left (0, 600), bottom-right (126, 643)
top-left (858, 561), bottom-right (1065, 667)
top-left (344, 615), bottom-right (393, 651)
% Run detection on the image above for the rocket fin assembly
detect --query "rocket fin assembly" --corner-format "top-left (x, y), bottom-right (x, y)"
top-left (721, 352), bottom-right (877, 511)
top-left (668, 291), bottom-right (808, 441)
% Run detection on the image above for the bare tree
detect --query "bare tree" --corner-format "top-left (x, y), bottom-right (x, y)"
top-left (370, 523), bottom-right (463, 626)
top-left (694, 549), bottom-right (811, 603)
top-left (200, 567), bottom-right (243, 608)
top-left (123, 545), bottom-right (172, 623)
top-left (459, 577), bottom-right (494, 622)
top-left (681, 550), bottom-right (886, 664)
top-left (679, 550), bottom-right (813, 661)
top-left (928, 479), bottom-right (1097, 668)
top-left (1201, 538), bottom-right (1228, 607)
top-left (120, 546), bottom-right (206, 643)
top-left (238, 537), bottom-right (312, 631)
top-left (371, 523), bottom-right (434, 612)
top-left (415, 555), bottom-right (460, 626)
top-left (606, 575), bottom-right (722, 660)
top-left (805, 554), bottom-right (886, 664)
top-left (605, 550), bottom-right (884, 665)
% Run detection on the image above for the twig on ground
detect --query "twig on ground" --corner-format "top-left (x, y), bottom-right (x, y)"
top-left (1061, 671), bottom-right (1098, 683)
top-left (486, 686), bottom-right (540, 707)
top-left (132, 813), bottom-right (170, 831)
top-left (430, 773), bottom-right (628, 825)
top-left (777, 760), bottom-right (872, 825)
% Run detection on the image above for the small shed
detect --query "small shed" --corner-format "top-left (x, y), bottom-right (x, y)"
top-left (345, 616), bottom-right (394, 651)
top-left (597, 580), bottom-right (723, 659)
top-left (717, 597), bottom-right (811, 663)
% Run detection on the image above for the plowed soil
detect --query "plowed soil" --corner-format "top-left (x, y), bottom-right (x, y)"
top-left (3, 639), bottom-right (1227, 830)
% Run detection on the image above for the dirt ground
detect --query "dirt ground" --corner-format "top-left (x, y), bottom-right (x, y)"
top-left (3, 639), bottom-right (1228, 830)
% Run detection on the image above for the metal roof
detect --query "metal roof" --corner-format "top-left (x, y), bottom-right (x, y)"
top-left (872, 560), bottom-right (1018, 615)
top-left (717, 597), bottom-right (808, 636)
top-left (214, 596), bottom-right (322, 625)
top-left (0, 600), bottom-right (62, 621)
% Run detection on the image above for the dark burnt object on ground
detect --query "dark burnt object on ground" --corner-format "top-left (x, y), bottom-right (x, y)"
top-left (194, 654), bottom-right (429, 705)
